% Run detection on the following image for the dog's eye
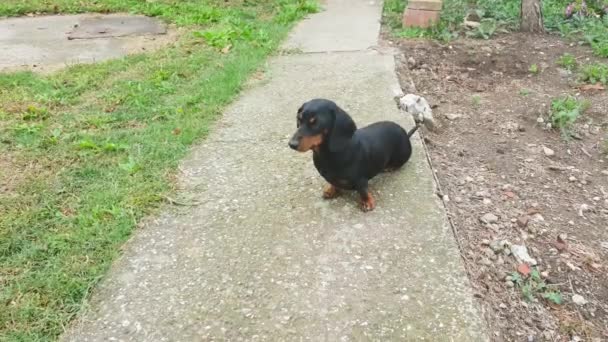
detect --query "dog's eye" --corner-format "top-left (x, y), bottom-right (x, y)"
top-left (309, 117), bottom-right (316, 126)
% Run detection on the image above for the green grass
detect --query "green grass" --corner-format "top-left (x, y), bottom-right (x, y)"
top-left (556, 53), bottom-right (578, 70)
top-left (0, 0), bottom-right (318, 340)
top-left (383, 0), bottom-right (608, 57)
top-left (578, 62), bottom-right (608, 84)
top-left (549, 95), bottom-right (590, 135)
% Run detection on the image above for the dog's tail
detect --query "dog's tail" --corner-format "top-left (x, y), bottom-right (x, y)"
top-left (407, 122), bottom-right (421, 137)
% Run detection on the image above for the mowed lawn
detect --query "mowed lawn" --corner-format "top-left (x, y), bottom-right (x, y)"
top-left (0, 1), bottom-right (317, 340)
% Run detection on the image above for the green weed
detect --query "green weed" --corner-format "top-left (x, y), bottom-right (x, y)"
top-left (549, 95), bottom-right (590, 134)
top-left (556, 53), bottom-right (578, 71)
top-left (529, 63), bottom-right (540, 74)
top-left (578, 62), bottom-right (608, 84)
top-left (510, 268), bottom-right (563, 305)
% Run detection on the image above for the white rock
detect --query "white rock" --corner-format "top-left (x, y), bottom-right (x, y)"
top-left (445, 113), bottom-right (463, 121)
top-left (399, 94), bottom-right (436, 130)
top-left (537, 117), bottom-right (544, 123)
top-left (480, 213), bottom-right (499, 224)
top-left (511, 244), bottom-right (537, 265)
top-left (572, 294), bottom-right (587, 306)
top-left (543, 146), bottom-right (555, 157)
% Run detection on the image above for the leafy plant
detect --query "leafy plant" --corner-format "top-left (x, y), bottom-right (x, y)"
top-left (556, 53), bottom-right (577, 70)
top-left (466, 18), bottom-right (498, 39)
top-left (578, 62), bottom-right (608, 84)
top-left (549, 95), bottom-right (590, 134)
top-left (529, 63), bottom-right (539, 74)
top-left (472, 95), bottom-right (481, 106)
top-left (511, 267), bottom-right (563, 304)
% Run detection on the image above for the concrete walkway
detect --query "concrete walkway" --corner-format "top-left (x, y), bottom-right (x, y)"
top-left (63, 1), bottom-right (487, 340)
top-left (0, 14), bottom-right (172, 73)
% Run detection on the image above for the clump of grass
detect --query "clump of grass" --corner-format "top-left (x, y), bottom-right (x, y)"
top-left (549, 95), bottom-right (590, 134)
top-left (510, 267), bottom-right (563, 305)
top-left (578, 62), bottom-right (608, 84)
top-left (471, 94), bottom-right (481, 106)
top-left (556, 53), bottom-right (578, 70)
top-left (529, 63), bottom-right (540, 74)
top-left (519, 88), bottom-right (531, 96)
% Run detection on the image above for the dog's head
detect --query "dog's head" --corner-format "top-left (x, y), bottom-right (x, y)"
top-left (288, 99), bottom-right (356, 153)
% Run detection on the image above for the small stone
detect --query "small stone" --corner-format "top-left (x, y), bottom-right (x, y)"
top-left (499, 303), bottom-right (507, 309)
top-left (511, 244), bottom-right (537, 265)
top-left (572, 294), bottom-right (587, 306)
top-left (466, 176), bottom-right (474, 183)
top-left (505, 280), bottom-right (515, 288)
top-left (593, 196), bottom-right (601, 201)
top-left (542, 146), bottom-right (555, 157)
top-left (455, 196), bottom-right (463, 203)
top-left (407, 56), bottom-right (416, 67)
top-left (536, 117), bottom-right (544, 123)
top-left (517, 216), bottom-right (530, 227)
top-left (601, 241), bottom-right (608, 250)
top-left (501, 184), bottom-right (512, 191)
top-left (489, 240), bottom-right (503, 253)
top-left (578, 204), bottom-right (590, 217)
top-left (601, 170), bottom-right (608, 176)
top-left (442, 194), bottom-right (450, 202)
top-left (480, 213), bottom-right (499, 224)
top-left (479, 257), bottom-right (493, 266)
top-left (483, 198), bottom-right (492, 205)
top-left (569, 176), bottom-right (577, 182)
top-left (481, 239), bottom-right (491, 246)
top-left (445, 113), bottom-right (463, 121)
top-left (531, 213), bottom-right (544, 223)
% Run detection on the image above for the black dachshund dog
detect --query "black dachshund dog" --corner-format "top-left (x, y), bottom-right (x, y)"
top-left (288, 98), bottom-right (418, 211)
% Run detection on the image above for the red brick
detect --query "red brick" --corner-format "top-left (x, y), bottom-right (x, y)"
top-left (402, 8), bottom-right (440, 28)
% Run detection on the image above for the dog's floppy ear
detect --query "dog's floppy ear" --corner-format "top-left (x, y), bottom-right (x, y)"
top-left (296, 102), bottom-right (305, 127)
top-left (328, 105), bottom-right (356, 152)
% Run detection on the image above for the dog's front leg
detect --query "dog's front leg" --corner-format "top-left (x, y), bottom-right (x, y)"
top-left (355, 179), bottom-right (375, 212)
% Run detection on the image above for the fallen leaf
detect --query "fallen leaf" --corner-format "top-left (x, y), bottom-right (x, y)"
top-left (172, 128), bottom-right (182, 135)
top-left (517, 263), bottom-right (531, 276)
top-left (579, 83), bottom-right (605, 91)
top-left (221, 44), bottom-right (232, 54)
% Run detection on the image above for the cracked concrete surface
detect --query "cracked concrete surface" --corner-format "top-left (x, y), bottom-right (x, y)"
top-left (0, 14), bottom-right (172, 73)
top-left (62, 0), bottom-right (488, 340)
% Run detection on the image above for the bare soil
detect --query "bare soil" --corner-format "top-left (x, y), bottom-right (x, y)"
top-left (391, 33), bottom-right (608, 341)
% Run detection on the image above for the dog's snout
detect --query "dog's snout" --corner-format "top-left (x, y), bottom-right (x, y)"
top-left (288, 137), bottom-right (300, 150)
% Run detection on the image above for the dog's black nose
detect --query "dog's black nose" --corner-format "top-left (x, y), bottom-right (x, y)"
top-left (288, 139), bottom-right (299, 150)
